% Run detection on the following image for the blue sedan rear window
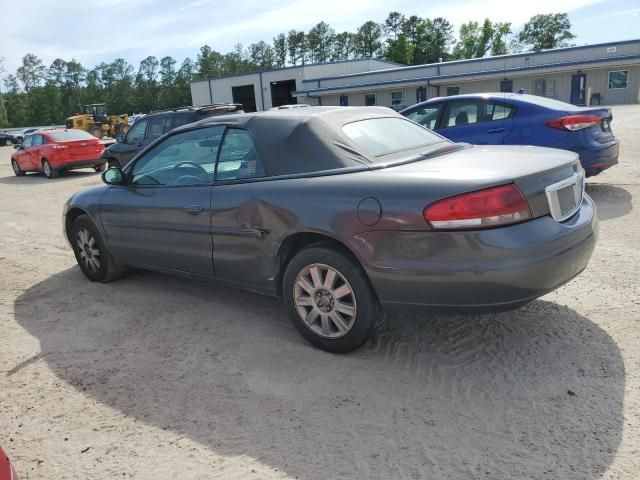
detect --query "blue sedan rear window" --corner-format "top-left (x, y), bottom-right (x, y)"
top-left (342, 117), bottom-right (445, 157)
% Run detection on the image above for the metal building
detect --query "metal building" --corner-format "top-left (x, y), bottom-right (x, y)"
top-left (191, 39), bottom-right (640, 110)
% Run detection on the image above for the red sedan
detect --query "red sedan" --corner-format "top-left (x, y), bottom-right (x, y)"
top-left (0, 447), bottom-right (19, 480)
top-left (11, 129), bottom-right (107, 179)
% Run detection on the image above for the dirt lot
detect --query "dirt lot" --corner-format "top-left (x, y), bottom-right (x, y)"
top-left (1, 107), bottom-right (639, 480)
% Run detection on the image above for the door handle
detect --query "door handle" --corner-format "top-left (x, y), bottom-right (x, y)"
top-left (487, 128), bottom-right (504, 134)
top-left (183, 204), bottom-right (203, 215)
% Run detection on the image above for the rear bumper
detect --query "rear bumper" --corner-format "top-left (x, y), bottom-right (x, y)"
top-left (354, 195), bottom-right (598, 312)
top-left (573, 140), bottom-right (619, 175)
top-left (54, 158), bottom-right (106, 170)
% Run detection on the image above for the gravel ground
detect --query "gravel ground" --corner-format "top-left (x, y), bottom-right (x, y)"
top-left (0, 106), bottom-right (639, 480)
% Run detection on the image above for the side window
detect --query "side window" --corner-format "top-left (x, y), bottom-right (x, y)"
top-left (484, 102), bottom-right (514, 121)
top-left (23, 136), bottom-right (34, 148)
top-left (405, 104), bottom-right (443, 130)
top-left (126, 118), bottom-right (148, 144)
top-left (147, 116), bottom-right (170, 142)
top-left (33, 135), bottom-right (44, 146)
top-left (443, 102), bottom-right (479, 128)
top-left (215, 129), bottom-right (265, 182)
top-left (172, 113), bottom-right (194, 129)
top-left (130, 126), bottom-right (224, 186)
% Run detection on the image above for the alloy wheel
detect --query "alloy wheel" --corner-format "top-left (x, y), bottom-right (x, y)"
top-left (76, 228), bottom-right (101, 273)
top-left (12, 160), bottom-right (20, 175)
top-left (293, 263), bottom-right (357, 338)
top-left (43, 161), bottom-right (51, 177)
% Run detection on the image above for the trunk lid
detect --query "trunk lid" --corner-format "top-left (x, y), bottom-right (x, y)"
top-left (380, 144), bottom-right (582, 221)
top-left (59, 139), bottom-right (104, 160)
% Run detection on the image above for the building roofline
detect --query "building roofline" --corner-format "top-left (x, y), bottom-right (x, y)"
top-left (294, 53), bottom-right (640, 96)
top-left (189, 57), bottom-right (400, 85)
top-left (300, 38), bottom-right (640, 85)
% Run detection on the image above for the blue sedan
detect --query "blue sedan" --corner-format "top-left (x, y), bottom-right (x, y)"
top-left (400, 93), bottom-right (619, 176)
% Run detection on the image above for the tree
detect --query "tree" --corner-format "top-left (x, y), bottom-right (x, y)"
top-left (518, 13), bottom-right (575, 51)
top-left (491, 22), bottom-right (512, 56)
top-left (0, 58), bottom-right (9, 127)
top-left (307, 22), bottom-right (335, 62)
top-left (384, 12), bottom-right (405, 40)
top-left (412, 17), bottom-right (454, 64)
top-left (196, 45), bottom-right (224, 78)
top-left (158, 56), bottom-right (178, 108)
top-left (175, 58), bottom-right (195, 106)
top-left (273, 33), bottom-right (287, 67)
top-left (332, 32), bottom-right (357, 61)
top-left (248, 41), bottom-right (275, 70)
top-left (16, 54), bottom-right (46, 93)
top-left (355, 21), bottom-right (383, 58)
top-left (287, 30), bottom-right (308, 65)
top-left (384, 34), bottom-right (412, 64)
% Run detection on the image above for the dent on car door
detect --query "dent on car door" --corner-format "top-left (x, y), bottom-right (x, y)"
top-left (100, 126), bottom-right (223, 276)
top-left (210, 128), bottom-right (275, 293)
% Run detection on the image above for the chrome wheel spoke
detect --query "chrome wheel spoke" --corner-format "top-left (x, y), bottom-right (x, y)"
top-left (320, 314), bottom-right (331, 336)
top-left (309, 266), bottom-right (323, 288)
top-left (324, 269), bottom-right (336, 289)
top-left (334, 302), bottom-right (355, 317)
top-left (333, 284), bottom-right (352, 299)
top-left (329, 311), bottom-right (348, 333)
top-left (297, 277), bottom-right (314, 295)
top-left (90, 248), bottom-right (100, 257)
top-left (295, 296), bottom-right (314, 307)
top-left (304, 308), bottom-right (320, 326)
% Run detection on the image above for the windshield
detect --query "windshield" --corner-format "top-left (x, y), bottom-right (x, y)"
top-left (342, 117), bottom-right (446, 157)
top-left (49, 130), bottom-right (97, 141)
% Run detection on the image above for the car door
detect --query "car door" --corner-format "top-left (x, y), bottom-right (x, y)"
top-left (118, 117), bottom-right (149, 166)
top-left (99, 126), bottom-right (224, 277)
top-left (210, 128), bottom-right (273, 293)
top-left (15, 135), bottom-right (34, 170)
top-left (437, 100), bottom-right (509, 145)
top-left (31, 134), bottom-right (45, 168)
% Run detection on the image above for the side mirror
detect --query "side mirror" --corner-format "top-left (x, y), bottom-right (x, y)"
top-left (102, 167), bottom-right (125, 185)
top-left (116, 134), bottom-right (124, 143)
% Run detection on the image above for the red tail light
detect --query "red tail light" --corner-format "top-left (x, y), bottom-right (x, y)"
top-left (545, 114), bottom-right (600, 131)
top-left (424, 184), bottom-right (531, 230)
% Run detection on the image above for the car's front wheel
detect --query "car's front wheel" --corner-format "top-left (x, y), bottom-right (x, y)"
top-left (71, 215), bottom-right (123, 283)
top-left (283, 245), bottom-right (378, 353)
top-left (11, 159), bottom-right (25, 176)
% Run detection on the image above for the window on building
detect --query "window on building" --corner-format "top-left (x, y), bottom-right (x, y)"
top-left (446, 86), bottom-right (460, 96)
top-left (391, 91), bottom-right (403, 106)
top-left (365, 93), bottom-right (376, 106)
top-left (608, 70), bottom-right (628, 89)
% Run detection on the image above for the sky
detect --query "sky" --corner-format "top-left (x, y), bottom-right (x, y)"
top-left (0, 0), bottom-right (638, 74)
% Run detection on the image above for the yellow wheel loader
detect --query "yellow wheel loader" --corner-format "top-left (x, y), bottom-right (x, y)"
top-left (65, 104), bottom-right (130, 139)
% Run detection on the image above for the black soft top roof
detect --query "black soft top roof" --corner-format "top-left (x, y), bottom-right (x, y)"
top-left (175, 106), bottom-right (403, 177)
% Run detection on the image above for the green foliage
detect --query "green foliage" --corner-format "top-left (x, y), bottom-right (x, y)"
top-left (518, 13), bottom-right (575, 51)
top-left (0, 11), bottom-right (575, 126)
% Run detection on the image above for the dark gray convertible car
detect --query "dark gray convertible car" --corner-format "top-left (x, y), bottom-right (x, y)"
top-left (63, 107), bottom-right (597, 352)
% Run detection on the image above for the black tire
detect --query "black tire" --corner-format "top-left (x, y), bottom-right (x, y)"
top-left (107, 158), bottom-right (121, 169)
top-left (70, 214), bottom-right (123, 283)
top-left (94, 163), bottom-right (107, 172)
top-left (2, 139), bottom-right (9, 147)
top-left (89, 125), bottom-right (104, 139)
top-left (283, 244), bottom-right (378, 353)
top-left (11, 159), bottom-right (25, 176)
top-left (42, 159), bottom-right (58, 179)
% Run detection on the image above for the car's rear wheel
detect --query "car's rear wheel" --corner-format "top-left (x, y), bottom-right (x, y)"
top-left (94, 163), bottom-right (107, 172)
top-left (71, 215), bottom-right (123, 283)
top-left (3, 139), bottom-right (10, 146)
top-left (283, 245), bottom-right (378, 353)
top-left (42, 159), bottom-right (58, 179)
top-left (11, 159), bottom-right (25, 176)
